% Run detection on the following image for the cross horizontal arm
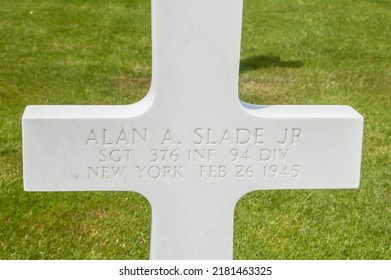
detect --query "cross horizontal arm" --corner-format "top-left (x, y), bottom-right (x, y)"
top-left (23, 104), bottom-right (363, 193)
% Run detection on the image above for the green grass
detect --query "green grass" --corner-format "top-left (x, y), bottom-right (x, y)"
top-left (1, 0), bottom-right (390, 259)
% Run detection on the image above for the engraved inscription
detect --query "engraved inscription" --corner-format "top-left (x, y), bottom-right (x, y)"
top-left (85, 128), bottom-right (148, 146)
top-left (84, 127), bottom-right (302, 182)
top-left (193, 128), bottom-right (265, 145)
top-left (200, 166), bottom-right (228, 179)
top-left (99, 149), bottom-right (134, 163)
top-left (88, 166), bottom-right (126, 179)
top-left (135, 165), bottom-right (184, 179)
top-left (277, 128), bottom-right (302, 145)
top-left (188, 149), bottom-right (215, 162)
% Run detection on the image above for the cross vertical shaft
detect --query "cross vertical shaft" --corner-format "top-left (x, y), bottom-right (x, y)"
top-left (147, 0), bottom-right (245, 259)
top-left (150, 0), bottom-right (244, 114)
top-left (149, 189), bottom-right (239, 260)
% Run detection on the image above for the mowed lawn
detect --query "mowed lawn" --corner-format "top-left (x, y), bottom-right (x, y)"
top-left (1, 0), bottom-right (390, 259)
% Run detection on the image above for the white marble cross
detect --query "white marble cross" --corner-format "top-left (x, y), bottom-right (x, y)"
top-left (22, 0), bottom-right (363, 260)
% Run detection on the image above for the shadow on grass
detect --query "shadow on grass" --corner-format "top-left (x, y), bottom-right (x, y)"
top-left (240, 55), bottom-right (304, 73)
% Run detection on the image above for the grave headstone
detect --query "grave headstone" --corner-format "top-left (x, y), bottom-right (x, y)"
top-left (22, 0), bottom-right (363, 260)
